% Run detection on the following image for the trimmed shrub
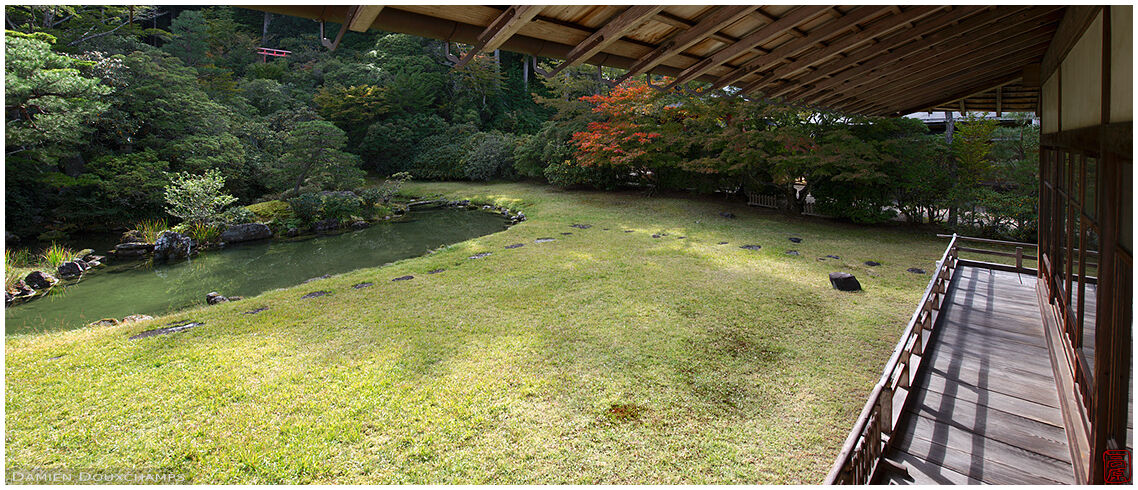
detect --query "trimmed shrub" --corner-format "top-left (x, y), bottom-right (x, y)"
top-left (287, 193), bottom-right (322, 226)
top-left (410, 134), bottom-right (466, 180)
top-left (245, 200), bottom-right (293, 223)
top-left (217, 206), bottom-right (257, 226)
top-left (461, 131), bottom-right (517, 181)
top-left (320, 191), bottom-right (362, 223)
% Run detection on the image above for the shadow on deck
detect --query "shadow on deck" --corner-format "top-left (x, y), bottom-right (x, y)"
top-left (875, 267), bottom-right (1074, 484)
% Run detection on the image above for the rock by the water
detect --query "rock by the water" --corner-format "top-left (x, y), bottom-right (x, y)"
top-left (82, 253), bottom-right (105, 263)
top-left (864, 261), bottom-right (881, 267)
top-left (720, 212), bottom-right (736, 219)
top-left (129, 321), bottom-right (203, 340)
top-left (301, 290), bottom-right (330, 299)
top-left (88, 318), bottom-right (119, 327)
top-left (286, 227), bottom-right (300, 237)
top-left (907, 268), bottom-right (927, 274)
top-left (789, 237), bottom-right (802, 243)
top-left (352, 282), bottom-right (374, 289)
top-left (4, 291), bottom-right (11, 307)
top-left (740, 244), bottom-right (762, 251)
top-left (120, 229), bottom-right (145, 243)
top-left (75, 248), bottom-right (95, 259)
top-left (153, 230), bottom-right (192, 261)
top-left (9, 280), bottom-right (35, 298)
top-left (220, 223), bottom-right (272, 243)
top-left (24, 271), bottom-right (57, 289)
top-left (303, 274), bottom-right (332, 284)
top-left (206, 291), bottom-right (229, 305)
top-left (829, 272), bottom-right (862, 292)
top-left (786, 250), bottom-right (800, 256)
top-left (115, 242), bottom-right (154, 256)
top-left (351, 220), bottom-right (369, 229)
top-left (122, 314), bottom-right (153, 323)
top-left (468, 252), bottom-right (492, 260)
top-left (505, 243), bottom-right (524, 249)
top-left (392, 275), bottom-right (414, 281)
top-left (57, 261), bottom-right (85, 279)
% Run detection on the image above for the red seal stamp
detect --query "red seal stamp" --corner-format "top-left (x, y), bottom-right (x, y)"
top-left (1105, 449), bottom-right (1131, 484)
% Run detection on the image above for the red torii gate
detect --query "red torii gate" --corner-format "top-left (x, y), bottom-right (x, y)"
top-left (256, 47), bottom-right (291, 62)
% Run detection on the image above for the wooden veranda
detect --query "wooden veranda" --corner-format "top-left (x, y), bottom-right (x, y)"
top-left (247, 4), bottom-right (1133, 484)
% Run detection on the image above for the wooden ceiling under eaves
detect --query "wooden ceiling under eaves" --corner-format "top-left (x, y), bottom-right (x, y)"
top-left (249, 5), bottom-right (1067, 116)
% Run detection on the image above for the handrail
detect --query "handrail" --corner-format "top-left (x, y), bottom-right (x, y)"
top-left (935, 233), bottom-right (1036, 248)
top-left (825, 234), bottom-right (961, 484)
top-left (937, 233), bottom-right (1047, 273)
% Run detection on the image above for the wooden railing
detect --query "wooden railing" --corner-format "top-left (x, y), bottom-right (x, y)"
top-left (935, 234), bottom-right (1041, 274)
top-left (825, 234), bottom-right (960, 484)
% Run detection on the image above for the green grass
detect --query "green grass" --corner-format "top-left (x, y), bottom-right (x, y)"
top-left (134, 218), bottom-right (169, 243)
top-left (5, 182), bottom-right (948, 483)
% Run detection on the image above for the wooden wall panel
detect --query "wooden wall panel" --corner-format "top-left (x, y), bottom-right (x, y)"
top-left (1110, 6), bottom-right (1132, 123)
top-left (1043, 74), bottom-right (1060, 134)
top-left (1060, 13), bottom-right (1103, 131)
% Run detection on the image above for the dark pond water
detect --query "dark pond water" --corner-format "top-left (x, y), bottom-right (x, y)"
top-left (6, 208), bottom-right (510, 335)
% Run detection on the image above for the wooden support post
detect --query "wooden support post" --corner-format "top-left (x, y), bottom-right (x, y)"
top-left (1015, 246), bottom-right (1024, 271)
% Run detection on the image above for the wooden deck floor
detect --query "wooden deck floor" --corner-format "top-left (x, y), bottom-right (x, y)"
top-left (876, 266), bottom-right (1076, 485)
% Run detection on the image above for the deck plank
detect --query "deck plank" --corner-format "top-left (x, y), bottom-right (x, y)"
top-left (877, 265), bottom-right (1075, 484)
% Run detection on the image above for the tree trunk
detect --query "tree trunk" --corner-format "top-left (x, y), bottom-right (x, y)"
top-left (262, 12), bottom-right (272, 41)
top-left (945, 110), bottom-right (959, 227)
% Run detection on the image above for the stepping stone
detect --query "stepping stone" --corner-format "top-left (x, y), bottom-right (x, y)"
top-left (468, 252), bottom-right (492, 259)
top-left (427, 269), bottom-right (446, 274)
top-left (624, 230), bottom-right (634, 233)
top-left (301, 291), bottom-right (331, 299)
top-left (302, 274), bottom-right (332, 284)
top-left (570, 224), bottom-right (592, 229)
top-left (603, 228), bottom-right (610, 231)
top-left (786, 250), bottom-right (800, 256)
top-left (535, 238), bottom-right (555, 243)
top-left (718, 241), bottom-right (729, 245)
top-left (789, 237), bottom-right (802, 243)
top-left (651, 234), bottom-right (661, 238)
top-left (392, 275), bottom-right (414, 281)
top-left (829, 272), bottom-right (862, 292)
top-left (353, 282), bottom-right (374, 289)
top-left (865, 261), bottom-right (881, 267)
top-left (907, 268), bottom-right (927, 274)
top-left (720, 212), bottom-right (736, 219)
top-left (827, 255), bottom-right (841, 260)
top-left (560, 232), bottom-right (573, 235)
top-left (740, 244), bottom-right (762, 250)
top-left (130, 321), bottom-right (204, 340)
top-left (47, 355), bottom-right (65, 361)
top-left (505, 243), bottom-right (524, 249)
top-left (243, 307), bottom-right (269, 315)
top-left (677, 236), bottom-right (686, 239)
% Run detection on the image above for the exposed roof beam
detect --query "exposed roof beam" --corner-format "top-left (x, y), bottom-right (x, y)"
top-left (664, 5), bottom-right (830, 89)
top-left (889, 75), bottom-right (1023, 116)
top-left (738, 6), bottom-right (944, 95)
top-left (825, 28), bottom-right (1054, 111)
top-left (765, 5), bottom-right (995, 99)
top-left (347, 5), bottom-right (383, 32)
top-left (615, 6), bottom-right (755, 84)
top-left (547, 6), bottom-right (664, 77)
top-left (710, 6), bottom-right (893, 91)
top-left (784, 6), bottom-right (1044, 104)
top-left (455, 5), bottom-right (544, 69)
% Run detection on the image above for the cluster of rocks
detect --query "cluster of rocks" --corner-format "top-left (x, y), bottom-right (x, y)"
top-left (88, 314), bottom-right (153, 327)
top-left (115, 223), bottom-right (274, 261)
top-left (6, 251), bottom-right (106, 307)
top-left (205, 291), bottom-right (243, 305)
top-left (460, 201), bottom-right (525, 224)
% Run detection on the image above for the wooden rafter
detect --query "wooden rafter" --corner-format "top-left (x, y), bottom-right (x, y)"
top-left (827, 29), bottom-right (1054, 112)
top-left (664, 5), bottom-right (830, 89)
top-left (455, 5), bottom-right (544, 69)
top-left (766, 5), bottom-right (998, 100)
top-left (614, 6), bottom-right (755, 85)
top-left (889, 74), bottom-right (1024, 116)
top-left (736, 5), bottom-right (945, 95)
top-left (547, 6), bottom-right (664, 77)
top-left (784, 6), bottom-right (1047, 104)
top-left (709, 6), bottom-right (894, 91)
top-left (346, 5), bottom-right (383, 32)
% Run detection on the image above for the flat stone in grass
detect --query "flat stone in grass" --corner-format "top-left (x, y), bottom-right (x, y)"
top-left (47, 355), bottom-right (65, 361)
top-left (505, 243), bottom-right (524, 249)
top-left (677, 236), bottom-right (686, 239)
top-left (570, 224), bottom-right (592, 229)
top-left (303, 274), bottom-right (332, 284)
top-left (392, 275), bottom-right (414, 281)
top-left (719, 241), bottom-right (729, 245)
top-left (468, 252), bottom-right (492, 259)
top-left (786, 250), bottom-right (800, 256)
top-left (829, 272), bottom-right (862, 292)
top-left (427, 269), bottom-right (446, 274)
top-left (560, 232), bottom-right (573, 235)
top-left (624, 230), bottom-right (634, 233)
top-left (789, 237), bottom-right (802, 243)
top-left (535, 238), bottom-right (555, 243)
top-left (720, 212), bottom-right (736, 219)
top-left (652, 234), bottom-right (661, 238)
top-left (243, 307), bottom-right (268, 315)
top-left (740, 244), bottom-right (762, 250)
top-left (301, 290), bottom-right (331, 299)
top-left (130, 321), bottom-right (204, 340)
top-left (865, 261), bottom-right (881, 267)
top-left (352, 282), bottom-right (374, 289)
top-left (827, 255), bottom-right (841, 260)
top-left (907, 268), bottom-right (927, 274)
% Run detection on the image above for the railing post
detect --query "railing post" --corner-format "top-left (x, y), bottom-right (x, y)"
top-left (1015, 246), bottom-right (1024, 271)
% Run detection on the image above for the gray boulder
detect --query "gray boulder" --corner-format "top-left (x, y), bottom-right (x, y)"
top-left (153, 230), bottom-right (192, 261)
top-left (829, 272), bottom-right (862, 292)
top-left (219, 223), bottom-right (272, 243)
top-left (115, 242), bottom-right (154, 256)
top-left (57, 261), bottom-right (85, 279)
top-left (206, 291), bottom-right (229, 305)
top-left (24, 271), bottom-right (57, 289)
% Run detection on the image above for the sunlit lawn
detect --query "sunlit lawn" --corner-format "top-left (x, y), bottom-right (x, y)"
top-left (6, 182), bottom-right (946, 483)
